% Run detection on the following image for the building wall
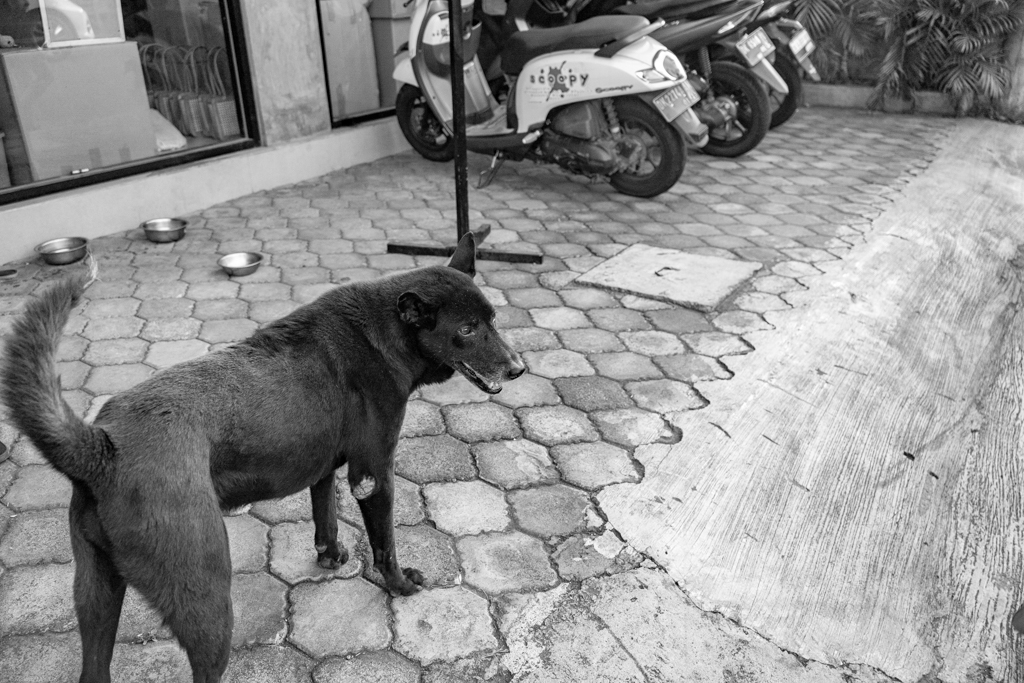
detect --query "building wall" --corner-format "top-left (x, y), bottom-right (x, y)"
top-left (240, 0), bottom-right (332, 145)
top-left (0, 0), bottom-right (411, 265)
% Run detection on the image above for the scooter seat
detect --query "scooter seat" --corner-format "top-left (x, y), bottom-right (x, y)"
top-left (501, 15), bottom-right (649, 76)
top-left (616, 0), bottom-right (745, 21)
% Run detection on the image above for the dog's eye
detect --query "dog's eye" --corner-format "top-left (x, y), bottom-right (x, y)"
top-left (459, 324), bottom-right (475, 336)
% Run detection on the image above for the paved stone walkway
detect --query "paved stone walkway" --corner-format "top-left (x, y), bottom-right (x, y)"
top-left (0, 108), bottom-right (952, 682)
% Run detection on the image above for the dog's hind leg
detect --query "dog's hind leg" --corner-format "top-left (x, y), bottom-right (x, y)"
top-left (170, 521), bottom-right (233, 682)
top-left (70, 484), bottom-right (126, 683)
top-left (131, 502), bottom-right (233, 683)
top-left (311, 471), bottom-right (348, 569)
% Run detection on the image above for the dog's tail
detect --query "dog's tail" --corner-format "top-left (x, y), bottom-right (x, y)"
top-left (1, 275), bottom-right (115, 486)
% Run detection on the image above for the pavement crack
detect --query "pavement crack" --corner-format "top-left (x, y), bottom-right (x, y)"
top-left (757, 379), bottom-right (814, 406)
top-left (834, 363), bottom-right (868, 376)
top-left (589, 609), bottom-right (654, 683)
top-left (645, 570), bottom-right (906, 683)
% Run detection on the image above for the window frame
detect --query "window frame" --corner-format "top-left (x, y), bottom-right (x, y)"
top-left (0, 0), bottom-right (260, 207)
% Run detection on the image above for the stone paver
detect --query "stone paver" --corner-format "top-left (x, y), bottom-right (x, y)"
top-left (0, 632), bottom-right (82, 683)
top-left (395, 435), bottom-right (476, 484)
top-left (110, 641), bottom-right (191, 681)
top-left (401, 400), bottom-right (445, 437)
top-left (457, 531), bottom-right (559, 594)
top-left (145, 339), bottom-right (210, 368)
top-left (224, 514), bottom-right (270, 572)
top-left (269, 520), bottom-right (364, 585)
top-left (552, 530), bottom-right (639, 581)
top-left (424, 480), bottom-right (510, 536)
top-left (2, 465), bottom-right (72, 511)
top-left (0, 107), bottom-right (949, 682)
top-left (393, 587), bottom-right (498, 664)
top-left (522, 348), bottom-right (595, 378)
top-left (626, 379), bottom-right (705, 413)
top-left (473, 439), bottom-right (560, 490)
top-left (489, 372), bottom-right (560, 408)
top-left (289, 578), bottom-right (391, 657)
top-left (551, 442), bottom-right (640, 490)
top-left (442, 402), bottom-right (520, 442)
top-left (224, 646), bottom-right (314, 683)
top-left (0, 508), bottom-right (72, 566)
top-left (313, 651), bottom-right (419, 683)
top-left (230, 572), bottom-right (289, 646)
top-left (555, 376), bottom-right (633, 411)
top-left (509, 484), bottom-right (595, 538)
top-left (83, 364), bottom-right (153, 394)
top-left (394, 524), bottom-right (461, 588)
top-left (591, 408), bottom-right (675, 448)
top-left (518, 405), bottom-right (599, 446)
top-left (0, 563), bottom-right (76, 634)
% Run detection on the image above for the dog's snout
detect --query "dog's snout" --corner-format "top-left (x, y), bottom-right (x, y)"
top-left (506, 353), bottom-right (526, 380)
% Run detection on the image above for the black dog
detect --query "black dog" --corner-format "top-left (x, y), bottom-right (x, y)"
top-left (0, 234), bottom-right (524, 682)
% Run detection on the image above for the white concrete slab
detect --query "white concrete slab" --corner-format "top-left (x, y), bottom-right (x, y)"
top-left (598, 119), bottom-right (1024, 683)
top-left (576, 245), bottom-right (762, 312)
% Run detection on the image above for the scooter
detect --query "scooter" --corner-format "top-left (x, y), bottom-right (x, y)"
top-left (392, 0), bottom-right (709, 197)
top-left (514, 0), bottom-right (778, 157)
top-left (738, 0), bottom-right (820, 128)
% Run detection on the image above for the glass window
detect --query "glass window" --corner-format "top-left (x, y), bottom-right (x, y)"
top-left (0, 0), bottom-right (250, 197)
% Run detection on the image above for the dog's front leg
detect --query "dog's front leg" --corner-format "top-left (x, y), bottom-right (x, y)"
top-left (355, 468), bottom-right (424, 595)
top-left (310, 472), bottom-right (348, 569)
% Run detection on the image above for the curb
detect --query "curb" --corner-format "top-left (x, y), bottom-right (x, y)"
top-left (803, 83), bottom-right (955, 116)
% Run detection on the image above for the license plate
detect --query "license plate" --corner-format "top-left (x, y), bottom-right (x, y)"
top-left (789, 28), bottom-right (815, 59)
top-left (653, 81), bottom-right (700, 122)
top-left (736, 27), bottom-right (774, 66)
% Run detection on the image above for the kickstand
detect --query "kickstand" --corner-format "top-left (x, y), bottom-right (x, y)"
top-left (477, 151), bottom-right (505, 189)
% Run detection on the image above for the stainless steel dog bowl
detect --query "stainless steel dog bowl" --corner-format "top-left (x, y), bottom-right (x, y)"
top-left (35, 237), bottom-right (89, 265)
top-left (218, 252), bottom-right (263, 277)
top-left (141, 217), bottom-right (188, 243)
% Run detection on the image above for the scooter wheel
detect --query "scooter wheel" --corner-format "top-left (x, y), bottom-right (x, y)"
top-left (701, 61), bottom-right (771, 158)
top-left (395, 84), bottom-right (455, 162)
top-left (608, 96), bottom-right (685, 198)
top-left (768, 52), bottom-right (802, 128)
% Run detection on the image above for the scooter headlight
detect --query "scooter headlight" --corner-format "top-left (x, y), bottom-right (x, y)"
top-left (637, 49), bottom-right (685, 83)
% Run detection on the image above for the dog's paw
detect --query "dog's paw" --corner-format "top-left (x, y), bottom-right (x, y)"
top-left (317, 547), bottom-right (349, 570)
top-left (389, 567), bottom-right (425, 596)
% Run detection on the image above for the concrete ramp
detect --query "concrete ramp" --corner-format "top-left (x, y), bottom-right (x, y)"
top-left (600, 120), bottom-right (1024, 682)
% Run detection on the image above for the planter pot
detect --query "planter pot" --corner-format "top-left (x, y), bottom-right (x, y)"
top-left (803, 83), bottom-right (955, 116)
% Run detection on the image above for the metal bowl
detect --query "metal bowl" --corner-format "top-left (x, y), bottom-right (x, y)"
top-left (218, 252), bottom-right (263, 277)
top-left (141, 217), bottom-right (188, 243)
top-left (35, 237), bottom-right (89, 265)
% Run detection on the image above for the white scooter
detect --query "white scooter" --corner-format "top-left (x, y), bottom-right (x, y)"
top-left (392, 0), bottom-right (709, 197)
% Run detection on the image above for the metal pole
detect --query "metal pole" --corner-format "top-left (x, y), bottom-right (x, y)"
top-left (447, 0), bottom-right (470, 242)
top-left (385, 0), bottom-right (541, 264)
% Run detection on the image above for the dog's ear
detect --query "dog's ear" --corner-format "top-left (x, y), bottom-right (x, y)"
top-left (397, 291), bottom-right (438, 329)
top-left (447, 233), bottom-right (477, 277)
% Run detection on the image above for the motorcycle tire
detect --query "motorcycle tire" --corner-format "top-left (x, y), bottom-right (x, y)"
top-left (702, 61), bottom-right (771, 158)
top-left (395, 84), bottom-right (456, 163)
top-left (768, 52), bottom-right (802, 128)
top-left (608, 96), bottom-right (685, 198)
